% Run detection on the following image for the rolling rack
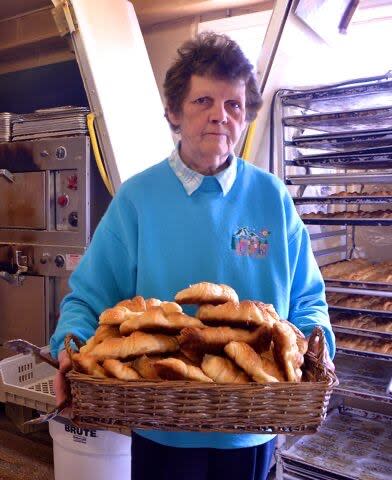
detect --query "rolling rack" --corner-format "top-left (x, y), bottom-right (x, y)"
top-left (272, 73), bottom-right (392, 480)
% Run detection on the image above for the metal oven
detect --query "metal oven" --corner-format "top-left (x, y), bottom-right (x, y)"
top-left (0, 135), bottom-right (110, 358)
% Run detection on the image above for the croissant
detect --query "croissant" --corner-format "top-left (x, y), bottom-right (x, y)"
top-left (253, 301), bottom-right (281, 325)
top-left (154, 358), bottom-right (213, 382)
top-left (132, 355), bottom-right (162, 379)
top-left (178, 325), bottom-right (271, 354)
top-left (175, 282), bottom-right (239, 305)
top-left (89, 331), bottom-right (179, 360)
top-left (281, 320), bottom-right (308, 355)
top-left (116, 295), bottom-right (146, 312)
top-left (272, 321), bottom-right (303, 382)
top-left (72, 353), bottom-right (107, 378)
top-left (224, 341), bottom-right (284, 383)
top-left (79, 325), bottom-right (121, 354)
top-left (197, 301), bottom-right (273, 328)
top-left (119, 307), bottom-right (203, 335)
top-left (103, 359), bottom-right (141, 381)
top-left (99, 305), bottom-right (143, 326)
top-left (201, 355), bottom-right (250, 384)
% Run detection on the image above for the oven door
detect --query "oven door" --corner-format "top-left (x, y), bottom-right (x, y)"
top-left (0, 171), bottom-right (46, 229)
top-left (0, 275), bottom-right (46, 359)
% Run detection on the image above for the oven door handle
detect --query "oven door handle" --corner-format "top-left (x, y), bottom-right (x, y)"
top-left (0, 169), bottom-right (15, 183)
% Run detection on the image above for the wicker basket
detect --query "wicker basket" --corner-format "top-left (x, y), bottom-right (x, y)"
top-left (65, 326), bottom-right (338, 435)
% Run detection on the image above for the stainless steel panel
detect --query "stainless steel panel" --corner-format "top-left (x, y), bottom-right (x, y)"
top-left (0, 172), bottom-right (46, 229)
top-left (0, 275), bottom-right (46, 359)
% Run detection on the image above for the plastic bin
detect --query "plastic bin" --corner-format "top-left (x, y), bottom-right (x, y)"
top-left (0, 351), bottom-right (57, 411)
top-left (49, 419), bottom-right (132, 480)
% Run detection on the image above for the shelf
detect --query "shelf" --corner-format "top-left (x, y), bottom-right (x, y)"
top-left (289, 128), bottom-right (392, 152)
top-left (286, 173), bottom-right (392, 185)
top-left (329, 306), bottom-right (392, 318)
top-left (294, 196), bottom-right (392, 205)
top-left (325, 278), bottom-right (392, 292)
top-left (302, 218), bottom-right (392, 227)
top-left (332, 325), bottom-right (392, 341)
top-left (281, 79), bottom-right (392, 112)
top-left (283, 106), bottom-right (392, 133)
top-left (336, 347), bottom-right (392, 362)
top-left (326, 286), bottom-right (392, 297)
top-left (277, 407), bottom-right (392, 480)
top-left (287, 148), bottom-right (392, 169)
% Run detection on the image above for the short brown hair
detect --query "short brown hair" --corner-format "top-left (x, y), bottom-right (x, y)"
top-left (164, 32), bottom-right (262, 131)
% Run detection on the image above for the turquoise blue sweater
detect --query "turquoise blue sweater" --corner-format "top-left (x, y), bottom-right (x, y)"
top-left (50, 158), bottom-right (335, 449)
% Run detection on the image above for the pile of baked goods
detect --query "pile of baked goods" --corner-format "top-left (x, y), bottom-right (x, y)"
top-left (321, 259), bottom-right (392, 283)
top-left (301, 210), bottom-right (392, 219)
top-left (330, 312), bottom-right (392, 334)
top-left (70, 282), bottom-right (308, 384)
top-left (328, 189), bottom-right (392, 197)
top-left (336, 333), bottom-right (392, 356)
top-left (326, 292), bottom-right (392, 312)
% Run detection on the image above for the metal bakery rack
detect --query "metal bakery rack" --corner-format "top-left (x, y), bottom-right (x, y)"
top-left (272, 72), bottom-right (392, 479)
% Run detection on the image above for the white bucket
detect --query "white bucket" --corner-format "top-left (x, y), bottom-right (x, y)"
top-left (49, 419), bottom-right (131, 480)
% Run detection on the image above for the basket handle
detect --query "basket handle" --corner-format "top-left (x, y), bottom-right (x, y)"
top-left (64, 333), bottom-right (84, 369)
top-left (307, 326), bottom-right (338, 386)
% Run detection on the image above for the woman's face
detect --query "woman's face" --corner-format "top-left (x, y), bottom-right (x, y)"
top-left (167, 74), bottom-right (247, 175)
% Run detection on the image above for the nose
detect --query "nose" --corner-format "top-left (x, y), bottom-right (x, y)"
top-left (209, 102), bottom-right (227, 124)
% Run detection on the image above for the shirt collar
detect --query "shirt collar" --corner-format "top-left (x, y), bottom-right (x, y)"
top-left (168, 143), bottom-right (237, 196)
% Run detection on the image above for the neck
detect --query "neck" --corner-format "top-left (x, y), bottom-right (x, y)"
top-left (179, 146), bottom-right (230, 176)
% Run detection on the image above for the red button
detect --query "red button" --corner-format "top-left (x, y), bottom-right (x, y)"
top-left (57, 194), bottom-right (69, 207)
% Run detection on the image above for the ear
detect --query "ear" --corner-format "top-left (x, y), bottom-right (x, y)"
top-left (166, 108), bottom-right (181, 131)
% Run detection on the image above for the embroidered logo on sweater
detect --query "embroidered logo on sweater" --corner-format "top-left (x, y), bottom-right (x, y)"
top-left (231, 227), bottom-right (270, 258)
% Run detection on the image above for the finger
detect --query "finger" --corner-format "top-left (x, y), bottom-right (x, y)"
top-left (54, 371), bottom-right (70, 407)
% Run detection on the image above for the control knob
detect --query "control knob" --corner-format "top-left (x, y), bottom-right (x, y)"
top-left (68, 211), bottom-right (78, 227)
top-left (54, 255), bottom-right (65, 268)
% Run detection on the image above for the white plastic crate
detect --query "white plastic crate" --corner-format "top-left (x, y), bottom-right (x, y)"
top-left (0, 351), bottom-right (57, 412)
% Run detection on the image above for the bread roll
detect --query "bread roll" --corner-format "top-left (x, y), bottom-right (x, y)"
top-left (80, 325), bottom-right (121, 354)
top-left (197, 300), bottom-right (274, 328)
top-left (175, 282), bottom-right (239, 305)
top-left (224, 341), bottom-right (284, 383)
top-left (103, 359), bottom-right (141, 380)
top-left (116, 295), bottom-right (146, 312)
top-left (155, 358), bottom-right (213, 382)
top-left (131, 355), bottom-right (161, 379)
top-left (272, 322), bottom-right (303, 382)
top-left (178, 325), bottom-right (271, 354)
top-left (89, 331), bottom-right (179, 360)
top-left (72, 353), bottom-right (107, 378)
top-left (119, 307), bottom-right (203, 335)
top-left (201, 355), bottom-right (250, 384)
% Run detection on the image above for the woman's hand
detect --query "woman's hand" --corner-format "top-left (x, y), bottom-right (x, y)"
top-left (53, 349), bottom-right (72, 407)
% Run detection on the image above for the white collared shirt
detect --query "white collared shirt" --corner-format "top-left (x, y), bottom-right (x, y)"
top-left (168, 144), bottom-right (238, 196)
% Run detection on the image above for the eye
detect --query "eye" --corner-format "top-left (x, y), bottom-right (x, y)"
top-left (193, 97), bottom-right (210, 105)
top-left (227, 101), bottom-right (241, 110)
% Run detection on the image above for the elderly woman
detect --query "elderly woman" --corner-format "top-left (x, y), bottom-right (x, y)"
top-left (51, 33), bottom-right (335, 480)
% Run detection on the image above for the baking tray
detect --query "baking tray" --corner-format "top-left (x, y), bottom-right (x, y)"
top-left (277, 407), bottom-right (392, 480)
top-left (332, 325), bottom-right (391, 340)
top-left (334, 353), bottom-right (392, 403)
top-left (325, 278), bottom-right (392, 292)
top-left (294, 196), bottom-right (392, 205)
top-left (335, 347), bottom-right (392, 362)
top-left (288, 148), bottom-right (392, 169)
top-left (281, 80), bottom-right (392, 112)
top-left (302, 218), bottom-right (392, 227)
top-left (329, 306), bottom-right (392, 318)
top-left (286, 172), bottom-right (392, 185)
top-left (289, 128), bottom-right (392, 152)
top-left (283, 106), bottom-right (392, 133)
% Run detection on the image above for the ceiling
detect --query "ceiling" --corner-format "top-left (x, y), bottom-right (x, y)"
top-left (0, 0), bottom-right (270, 26)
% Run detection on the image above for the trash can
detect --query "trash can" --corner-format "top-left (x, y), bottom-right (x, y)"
top-left (49, 419), bottom-right (132, 480)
